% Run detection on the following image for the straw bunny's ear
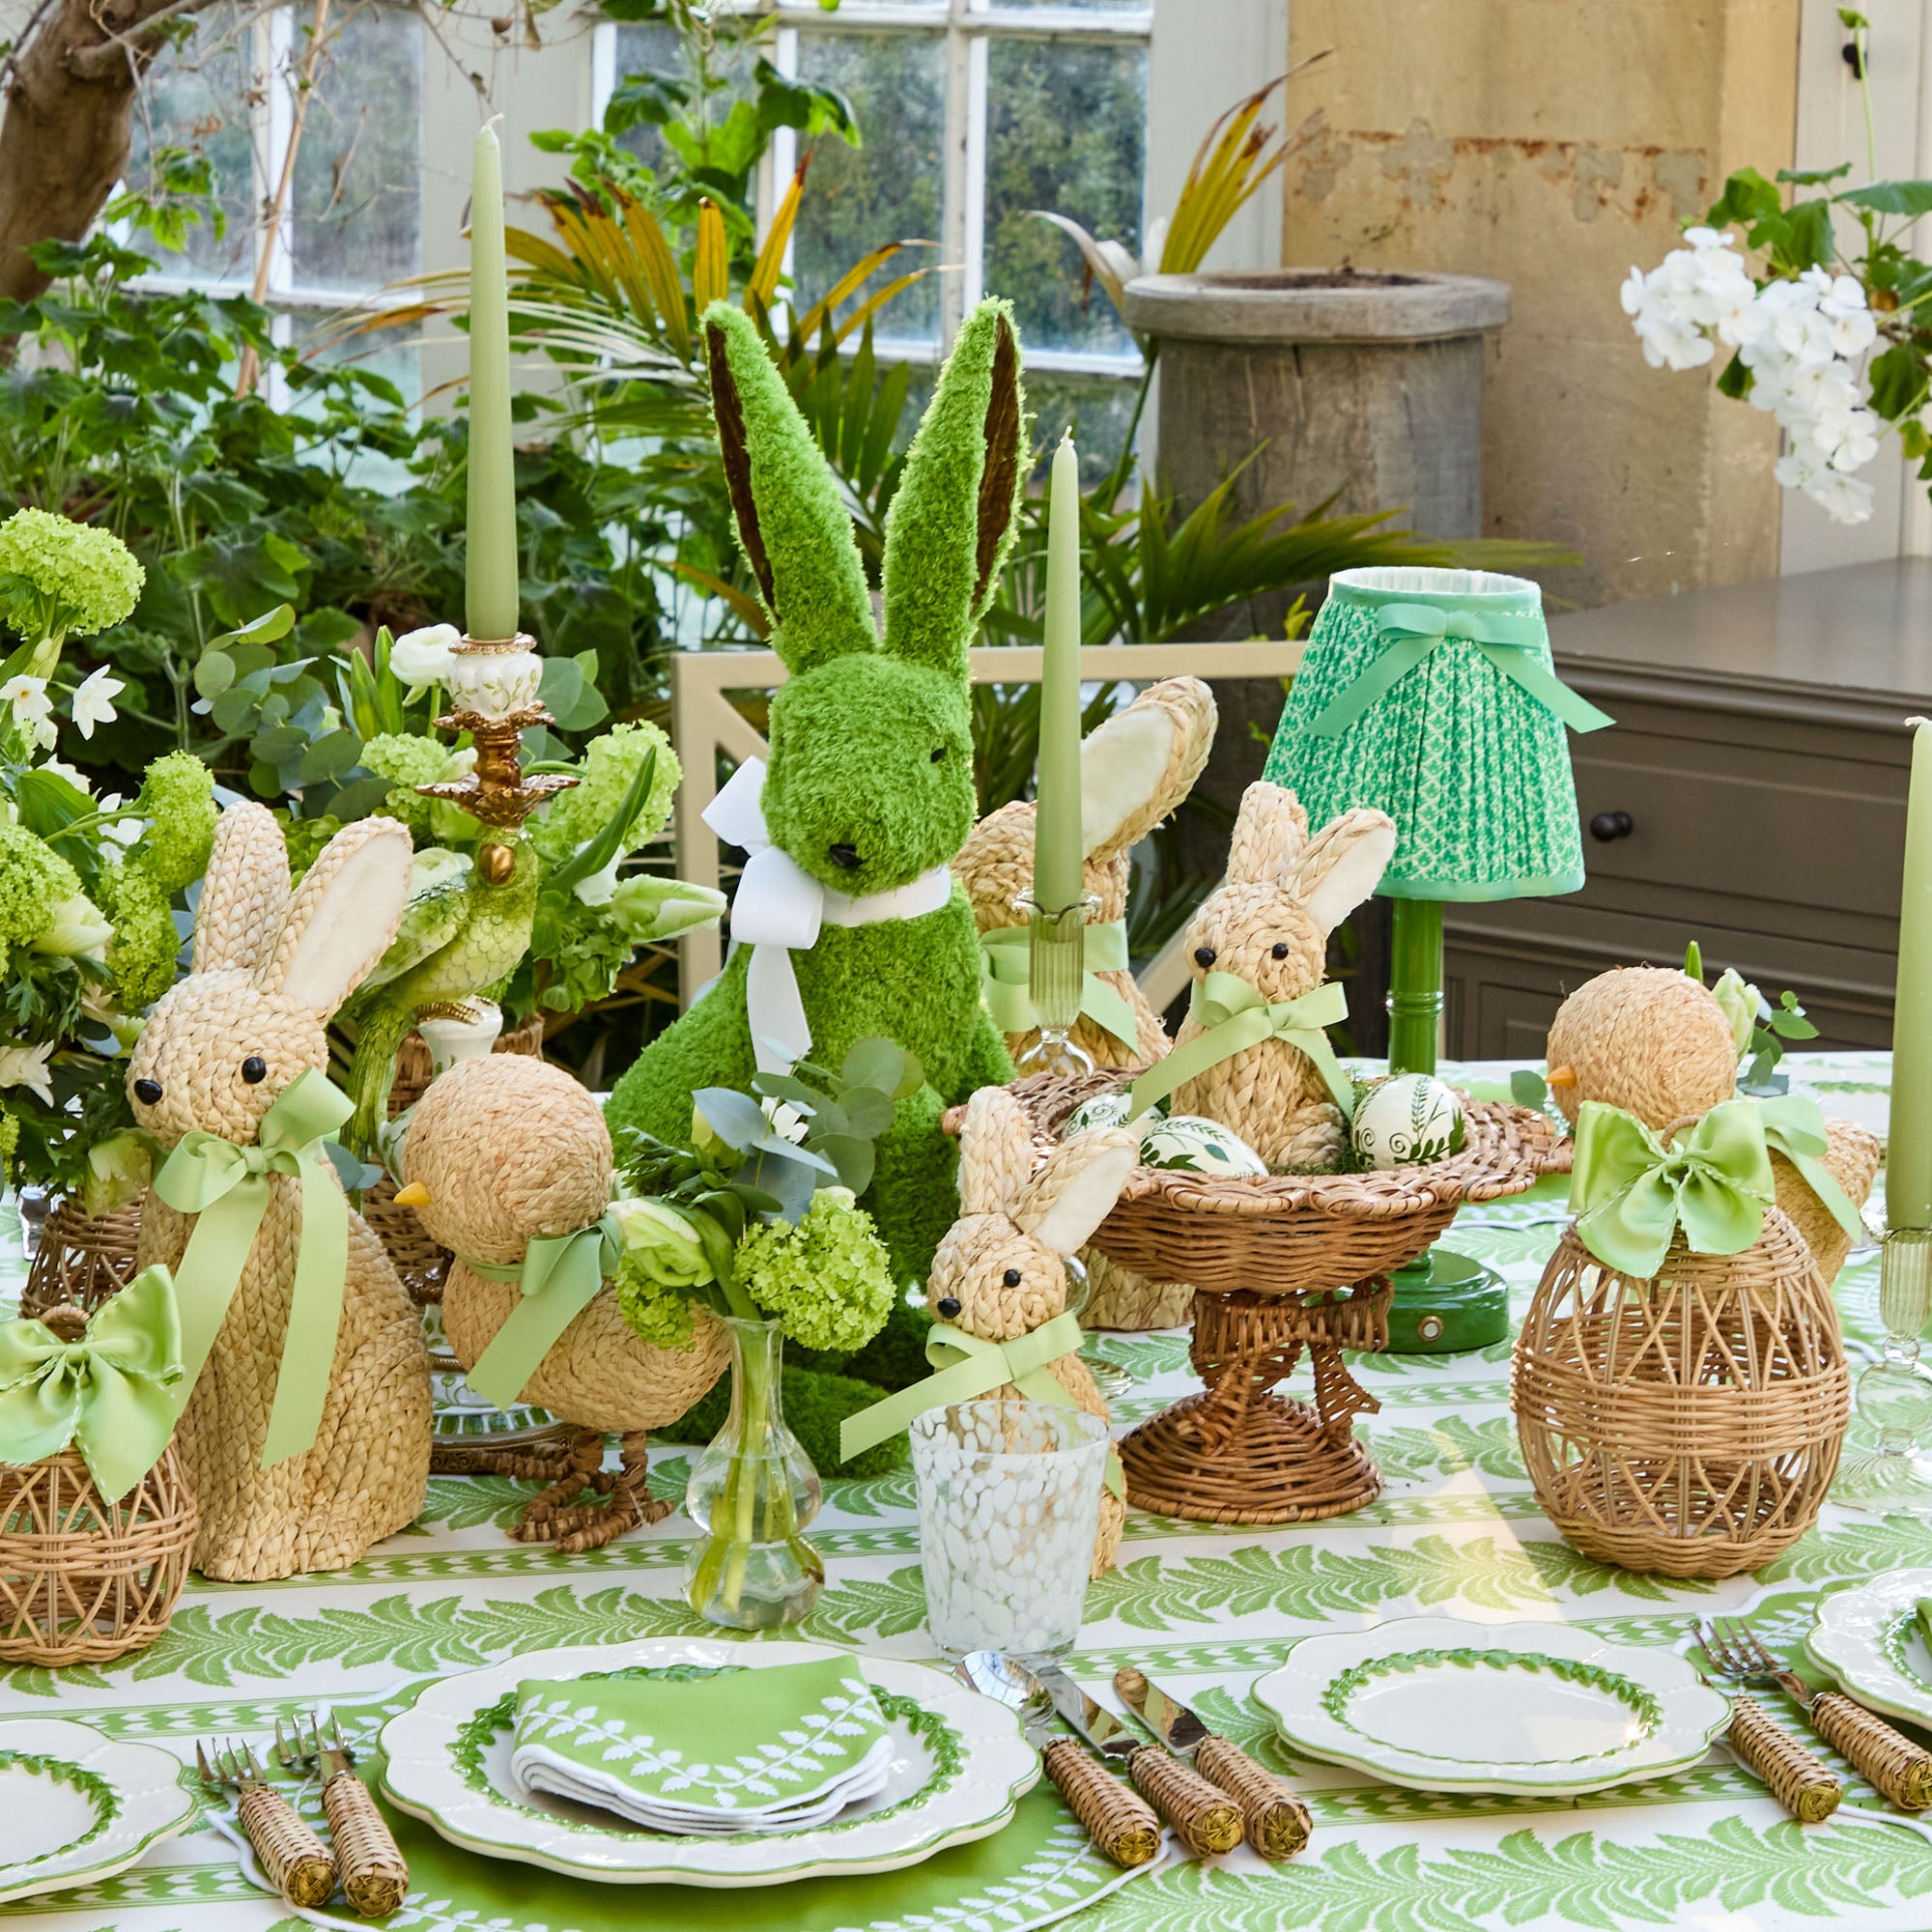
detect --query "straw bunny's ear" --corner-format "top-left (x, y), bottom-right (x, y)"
top-left (1081, 676), bottom-right (1217, 863)
top-left (1292, 809), bottom-right (1397, 937)
top-left (1226, 781), bottom-right (1309, 888)
top-left (702, 301), bottom-right (877, 675)
top-left (956, 1085), bottom-right (1036, 1217)
top-left (192, 801), bottom-right (292, 976)
top-left (1011, 1126), bottom-right (1137, 1258)
top-left (881, 299), bottom-right (1024, 685)
top-left (256, 818), bottom-right (414, 1017)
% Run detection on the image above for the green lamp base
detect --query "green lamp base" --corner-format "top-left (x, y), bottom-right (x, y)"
top-left (1383, 1247), bottom-right (1509, 1353)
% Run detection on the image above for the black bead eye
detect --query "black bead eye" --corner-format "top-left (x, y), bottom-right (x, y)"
top-left (1271, 942), bottom-right (1291, 960)
top-left (935, 1295), bottom-right (962, 1320)
top-left (241, 1056), bottom-right (268, 1084)
top-left (1003, 1267), bottom-right (1022, 1288)
top-left (133, 1078), bottom-right (162, 1105)
top-left (1194, 946), bottom-right (1217, 968)
top-left (930, 746), bottom-right (946, 762)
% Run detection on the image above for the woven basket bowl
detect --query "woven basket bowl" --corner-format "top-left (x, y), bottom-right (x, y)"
top-left (998, 1071), bottom-right (1563, 1295)
top-left (1512, 1207), bottom-right (1850, 1579)
top-left (20, 1198), bottom-right (144, 1321)
top-left (0, 1444), bottom-right (198, 1666)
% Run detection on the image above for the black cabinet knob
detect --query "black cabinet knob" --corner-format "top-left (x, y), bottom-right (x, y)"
top-left (1589, 810), bottom-right (1634, 842)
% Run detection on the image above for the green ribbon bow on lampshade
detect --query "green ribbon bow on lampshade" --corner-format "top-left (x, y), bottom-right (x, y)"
top-left (0, 1264), bottom-right (183, 1499)
top-left (152, 1067), bottom-right (354, 1469)
top-left (838, 1311), bottom-right (1123, 1496)
top-left (1752, 1094), bottom-right (1865, 1241)
top-left (979, 921), bottom-right (1142, 1052)
top-left (1570, 1098), bottom-right (1776, 1276)
top-left (1129, 972), bottom-right (1353, 1122)
top-left (1308, 602), bottom-right (1616, 739)
top-left (461, 1209), bottom-right (625, 1409)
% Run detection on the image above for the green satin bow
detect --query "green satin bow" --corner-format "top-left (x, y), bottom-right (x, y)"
top-left (0, 1264), bottom-right (183, 1499)
top-left (979, 921), bottom-right (1142, 1051)
top-left (1129, 972), bottom-right (1352, 1122)
top-left (461, 1210), bottom-right (625, 1408)
top-left (1753, 1094), bottom-right (1864, 1241)
top-left (838, 1311), bottom-right (1122, 1495)
top-left (152, 1067), bottom-right (354, 1469)
top-left (1308, 602), bottom-right (1615, 739)
top-left (1570, 1098), bottom-right (1776, 1276)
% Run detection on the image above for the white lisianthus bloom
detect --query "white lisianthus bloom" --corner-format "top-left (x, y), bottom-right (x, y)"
top-left (388, 622), bottom-right (460, 692)
top-left (0, 1038), bottom-right (55, 1106)
top-left (32, 892), bottom-right (112, 960)
top-left (70, 665), bottom-right (123, 739)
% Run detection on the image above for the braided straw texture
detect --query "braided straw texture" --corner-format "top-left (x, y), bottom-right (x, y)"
top-left (1039, 1739), bottom-right (1161, 1867)
top-left (1195, 1733), bottom-right (1311, 1859)
top-left (1772, 1120), bottom-right (1881, 1288)
top-left (0, 1444), bottom-right (197, 1665)
top-left (1127, 1745), bottom-right (1241, 1856)
top-left (1512, 1208), bottom-right (1850, 1578)
top-left (1727, 1696), bottom-right (1841, 1821)
top-left (1544, 967), bottom-right (1739, 1130)
top-left (238, 1782), bottom-right (337, 1907)
top-left (1810, 1691), bottom-right (1932, 1809)
top-left (20, 1199), bottom-right (143, 1320)
top-left (323, 1770), bottom-right (409, 1916)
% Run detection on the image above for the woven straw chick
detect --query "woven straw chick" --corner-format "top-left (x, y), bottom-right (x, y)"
top-left (129, 803), bottom-right (431, 1581)
top-left (926, 1087), bottom-right (1140, 1577)
top-left (955, 676), bottom-right (1216, 1331)
top-left (1544, 965), bottom-right (1879, 1284)
top-left (1170, 781), bottom-right (1395, 1171)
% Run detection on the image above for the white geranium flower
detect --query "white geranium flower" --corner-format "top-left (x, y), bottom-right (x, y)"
top-left (1619, 265), bottom-right (1649, 318)
top-left (0, 1038), bottom-right (54, 1106)
top-left (70, 665), bottom-right (123, 739)
top-left (388, 622), bottom-right (460, 692)
top-left (1804, 467), bottom-right (1876, 523)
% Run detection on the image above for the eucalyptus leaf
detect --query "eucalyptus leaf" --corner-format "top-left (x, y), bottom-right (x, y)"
top-left (834, 1089), bottom-right (895, 1139)
top-left (692, 1086), bottom-right (769, 1149)
top-left (841, 1037), bottom-right (908, 1095)
top-left (193, 649), bottom-right (236, 698)
top-left (750, 1072), bottom-right (824, 1109)
top-left (298, 727), bottom-right (362, 783)
top-left (811, 1131), bottom-right (875, 1196)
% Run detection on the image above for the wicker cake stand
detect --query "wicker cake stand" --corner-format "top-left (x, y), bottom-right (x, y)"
top-left (1007, 1073), bottom-right (1562, 1525)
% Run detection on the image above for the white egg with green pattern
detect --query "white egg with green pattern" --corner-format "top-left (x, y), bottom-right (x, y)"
top-left (1137, 1114), bottom-right (1267, 1178)
top-left (1350, 1074), bottom-right (1465, 1169)
top-left (1060, 1092), bottom-right (1140, 1137)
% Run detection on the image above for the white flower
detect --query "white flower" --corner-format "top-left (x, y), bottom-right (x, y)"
top-left (96, 793), bottom-right (143, 847)
top-left (37, 757), bottom-right (90, 793)
top-left (388, 622), bottom-right (460, 692)
top-left (0, 1038), bottom-right (54, 1106)
top-left (32, 892), bottom-right (112, 961)
top-left (2, 672), bottom-right (52, 733)
top-left (571, 850), bottom-right (622, 908)
top-left (760, 1094), bottom-right (810, 1145)
top-left (69, 665), bottom-right (122, 739)
top-left (1803, 467), bottom-right (1876, 524)
top-left (1817, 272), bottom-right (1879, 355)
top-left (1620, 265), bottom-right (1649, 318)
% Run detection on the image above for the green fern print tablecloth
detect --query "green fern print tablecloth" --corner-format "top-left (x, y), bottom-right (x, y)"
top-left (11, 1051), bottom-right (1932, 1932)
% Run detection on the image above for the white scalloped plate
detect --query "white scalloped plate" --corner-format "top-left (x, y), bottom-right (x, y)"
top-left (1806, 1568), bottom-right (1932, 1726)
top-left (380, 1638), bottom-right (1039, 1887)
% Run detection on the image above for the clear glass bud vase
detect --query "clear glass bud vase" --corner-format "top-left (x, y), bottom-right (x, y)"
top-left (684, 1317), bottom-right (824, 1629)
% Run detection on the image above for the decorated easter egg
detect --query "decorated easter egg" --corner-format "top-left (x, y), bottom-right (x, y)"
top-left (1138, 1114), bottom-right (1268, 1178)
top-left (1350, 1074), bottom-right (1466, 1169)
top-left (1061, 1091), bottom-right (1138, 1137)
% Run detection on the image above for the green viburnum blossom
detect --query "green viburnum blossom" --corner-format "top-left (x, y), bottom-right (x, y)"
top-left (534, 721), bottom-right (680, 867)
top-left (0, 820), bottom-right (80, 973)
top-left (133, 753), bottom-right (215, 891)
top-left (0, 508), bottom-right (144, 648)
top-left (734, 1188), bottom-right (895, 1353)
top-left (99, 862), bottom-right (180, 1012)
top-left (0, 1107), bottom-right (16, 1183)
top-left (611, 1249), bottom-right (698, 1350)
top-left (361, 732), bottom-right (458, 839)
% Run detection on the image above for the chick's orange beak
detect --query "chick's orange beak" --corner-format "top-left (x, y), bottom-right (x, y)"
top-left (1545, 1065), bottom-right (1577, 1090)
top-left (394, 1180), bottom-right (432, 1209)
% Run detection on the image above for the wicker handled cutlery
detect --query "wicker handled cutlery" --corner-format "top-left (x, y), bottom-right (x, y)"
top-left (1690, 1622), bottom-right (1841, 1821)
top-left (198, 1738), bottom-right (338, 1909)
top-left (284, 1712), bottom-right (411, 1917)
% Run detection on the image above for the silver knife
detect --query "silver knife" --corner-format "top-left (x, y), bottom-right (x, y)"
top-left (1036, 1663), bottom-right (1241, 1858)
top-left (1114, 1667), bottom-right (1312, 1860)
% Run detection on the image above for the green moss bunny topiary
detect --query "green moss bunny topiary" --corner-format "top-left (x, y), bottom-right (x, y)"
top-left (606, 298), bottom-right (1025, 1284)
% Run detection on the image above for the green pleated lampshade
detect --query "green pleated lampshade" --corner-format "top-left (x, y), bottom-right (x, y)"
top-left (1264, 567), bottom-right (1588, 902)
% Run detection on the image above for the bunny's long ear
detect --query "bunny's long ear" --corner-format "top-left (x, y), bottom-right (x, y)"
top-left (956, 1085), bottom-right (1036, 1216)
top-left (702, 301), bottom-right (877, 675)
top-left (1081, 676), bottom-right (1217, 864)
top-left (881, 299), bottom-right (1023, 685)
top-left (192, 801), bottom-right (292, 976)
top-left (1226, 781), bottom-right (1309, 888)
top-left (256, 818), bottom-right (414, 1018)
top-left (1292, 809), bottom-right (1397, 936)
top-left (1011, 1127), bottom-right (1137, 1258)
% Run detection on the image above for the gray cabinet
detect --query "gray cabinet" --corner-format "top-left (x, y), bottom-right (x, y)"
top-left (1443, 559), bottom-right (1932, 1058)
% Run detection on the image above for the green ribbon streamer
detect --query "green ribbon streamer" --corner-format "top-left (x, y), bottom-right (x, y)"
top-left (979, 921), bottom-right (1142, 1051)
top-left (1752, 1094), bottom-right (1865, 1241)
top-left (461, 1210), bottom-right (625, 1409)
top-left (1129, 972), bottom-right (1353, 1122)
top-left (1570, 1098), bottom-right (1776, 1276)
top-left (152, 1067), bottom-right (354, 1469)
top-left (0, 1264), bottom-right (184, 1499)
top-left (1308, 602), bottom-right (1616, 739)
top-left (838, 1311), bottom-right (1123, 1496)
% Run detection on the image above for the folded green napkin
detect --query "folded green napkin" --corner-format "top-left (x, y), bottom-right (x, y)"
top-left (511, 1656), bottom-right (895, 1835)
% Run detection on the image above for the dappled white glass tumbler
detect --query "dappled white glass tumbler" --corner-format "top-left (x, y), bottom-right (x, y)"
top-left (910, 1400), bottom-right (1108, 1664)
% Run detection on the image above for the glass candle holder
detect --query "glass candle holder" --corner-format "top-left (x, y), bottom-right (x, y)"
top-left (1836, 1226), bottom-right (1932, 1517)
top-left (910, 1399), bottom-right (1108, 1663)
top-left (1010, 893), bottom-right (1099, 1080)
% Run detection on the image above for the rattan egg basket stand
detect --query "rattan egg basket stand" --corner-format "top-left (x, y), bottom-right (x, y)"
top-left (997, 1072), bottom-right (1563, 1524)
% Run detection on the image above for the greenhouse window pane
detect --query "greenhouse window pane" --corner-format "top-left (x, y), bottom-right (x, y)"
top-left (292, 4), bottom-right (422, 294)
top-left (793, 33), bottom-right (944, 345)
top-left (983, 36), bottom-right (1145, 357)
top-left (288, 309), bottom-right (421, 492)
top-left (1023, 368), bottom-right (1140, 486)
top-left (611, 22), bottom-right (758, 181)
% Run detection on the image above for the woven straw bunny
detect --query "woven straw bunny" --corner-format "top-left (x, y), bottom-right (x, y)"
top-left (927, 1087), bottom-right (1139, 1578)
top-left (1171, 781), bottom-right (1395, 1171)
top-left (130, 802), bottom-right (431, 1580)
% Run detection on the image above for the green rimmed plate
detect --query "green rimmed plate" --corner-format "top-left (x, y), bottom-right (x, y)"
top-left (379, 1638), bottom-right (1039, 1887)
top-left (0, 1719), bottom-right (195, 1906)
top-left (1806, 1567), bottom-right (1932, 1725)
top-left (1253, 1616), bottom-right (1730, 1796)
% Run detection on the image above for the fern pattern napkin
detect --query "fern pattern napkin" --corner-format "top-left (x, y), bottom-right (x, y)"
top-left (510, 1655), bottom-right (895, 1834)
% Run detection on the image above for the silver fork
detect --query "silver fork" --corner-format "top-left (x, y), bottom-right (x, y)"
top-left (1702, 1616), bottom-right (1932, 1811)
top-left (196, 1737), bottom-right (336, 1907)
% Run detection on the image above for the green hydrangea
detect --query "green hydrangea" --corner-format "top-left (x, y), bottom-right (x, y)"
top-left (134, 753), bottom-right (214, 892)
top-left (611, 1249), bottom-right (697, 1350)
top-left (0, 1107), bottom-right (16, 1185)
top-left (100, 862), bottom-right (181, 1012)
top-left (534, 721), bottom-right (680, 867)
top-left (0, 508), bottom-right (144, 645)
top-left (361, 732), bottom-right (455, 839)
top-left (735, 1191), bottom-right (895, 1354)
top-left (0, 820), bottom-right (80, 971)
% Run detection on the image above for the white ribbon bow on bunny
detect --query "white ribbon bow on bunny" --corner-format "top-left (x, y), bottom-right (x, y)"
top-left (704, 757), bottom-right (953, 1072)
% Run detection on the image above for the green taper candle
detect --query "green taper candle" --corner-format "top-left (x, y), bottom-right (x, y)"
top-left (466, 122), bottom-right (520, 642)
top-left (1889, 717), bottom-right (1932, 1228)
top-left (1034, 435), bottom-right (1084, 911)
